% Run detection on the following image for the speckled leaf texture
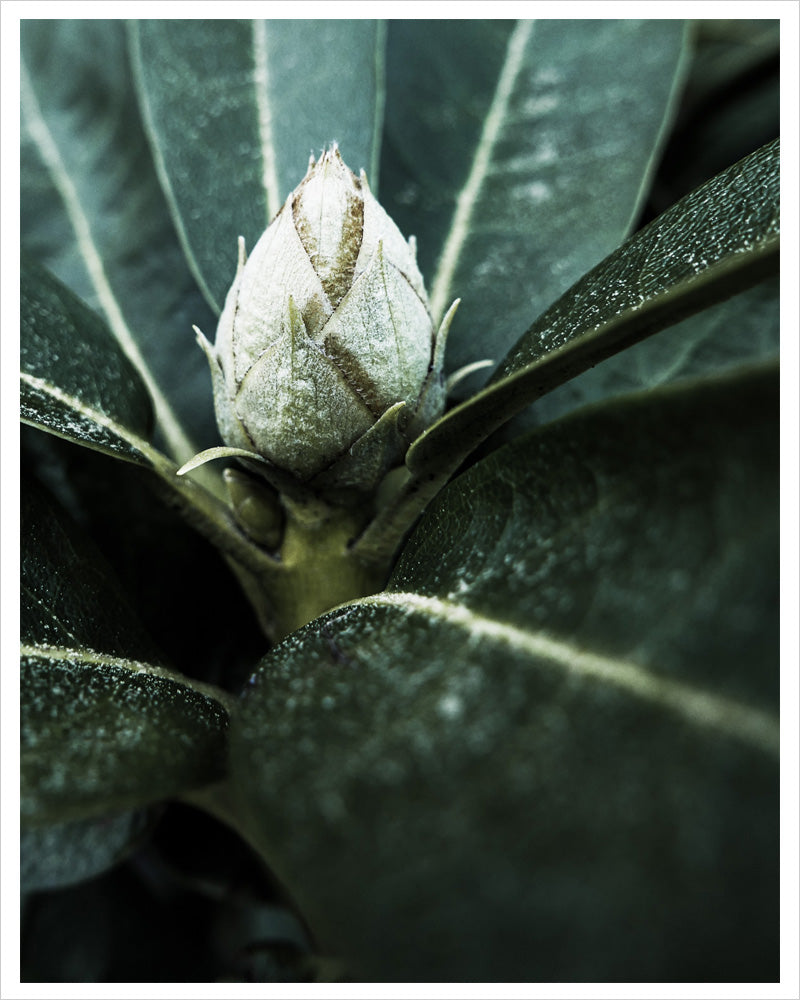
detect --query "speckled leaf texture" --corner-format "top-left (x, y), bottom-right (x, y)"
top-left (523, 275), bottom-right (778, 428)
top-left (21, 479), bottom-right (230, 826)
top-left (20, 258), bottom-right (156, 466)
top-left (408, 139), bottom-right (779, 478)
top-left (380, 19), bottom-right (688, 395)
top-left (130, 19), bottom-right (386, 312)
top-left (232, 365), bottom-right (778, 982)
top-left (20, 19), bottom-right (218, 461)
top-left (495, 140), bottom-right (779, 379)
top-left (19, 257), bottom-right (166, 474)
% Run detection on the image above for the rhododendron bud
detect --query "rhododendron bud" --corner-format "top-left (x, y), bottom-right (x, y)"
top-left (197, 146), bottom-right (457, 495)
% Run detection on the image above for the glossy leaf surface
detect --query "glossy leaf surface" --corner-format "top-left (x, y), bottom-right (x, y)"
top-left (20, 19), bottom-right (217, 459)
top-left (130, 19), bottom-right (386, 311)
top-left (21, 258), bottom-right (155, 466)
top-left (407, 139), bottom-right (779, 478)
top-left (21, 260), bottom-right (275, 576)
top-left (520, 273), bottom-right (779, 428)
top-left (21, 479), bottom-right (231, 825)
top-left (232, 366), bottom-right (778, 981)
top-left (21, 425), bottom-right (268, 691)
top-left (381, 19), bottom-right (688, 393)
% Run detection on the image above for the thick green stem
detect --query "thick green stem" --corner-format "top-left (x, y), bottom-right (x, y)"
top-left (266, 497), bottom-right (389, 640)
top-left (151, 446), bottom-right (392, 641)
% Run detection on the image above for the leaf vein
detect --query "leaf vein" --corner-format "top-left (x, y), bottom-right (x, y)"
top-left (21, 583), bottom-right (82, 649)
top-left (20, 371), bottom-right (155, 463)
top-left (20, 642), bottom-right (236, 716)
top-left (20, 56), bottom-right (198, 465)
top-left (252, 20), bottom-right (281, 220)
top-left (359, 591), bottom-right (779, 756)
top-left (429, 19), bottom-right (535, 322)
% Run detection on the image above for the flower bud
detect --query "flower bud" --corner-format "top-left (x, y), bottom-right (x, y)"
top-left (197, 146), bottom-right (457, 495)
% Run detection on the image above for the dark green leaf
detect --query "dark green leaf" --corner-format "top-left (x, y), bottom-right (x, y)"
top-left (21, 810), bottom-right (154, 894)
top-left (21, 426), bottom-right (268, 690)
top-left (21, 258), bottom-right (156, 466)
top-left (130, 19), bottom-right (386, 311)
top-left (21, 478), bottom-right (232, 825)
top-left (518, 274), bottom-right (779, 429)
top-left (380, 19), bottom-right (688, 393)
top-left (649, 19), bottom-right (779, 212)
top-left (684, 20), bottom-right (779, 111)
top-left (406, 139), bottom-right (779, 481)
top-left (20, 19), bottom-right (218, 459)
top-left (231, 366), bottom-right (778, 981)
top-left (20, 260), bottom-right (248, 555)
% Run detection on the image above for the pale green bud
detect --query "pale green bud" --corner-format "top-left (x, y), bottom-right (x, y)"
top-left (198, 146), bottom-right (457, 494)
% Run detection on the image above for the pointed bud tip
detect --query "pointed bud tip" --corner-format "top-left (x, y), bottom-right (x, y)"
top-left (207, 137), bottom-right (447, 492)
top-left (314, 143), bottom-right (340, 167)
top-left (301, 144), bottom-right (356, 193)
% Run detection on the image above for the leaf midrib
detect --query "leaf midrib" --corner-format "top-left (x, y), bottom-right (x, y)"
top-left (20, 370), bottom-right (156, 465)
top-left (408, 234), bottom-right (779, 477)
top-left (21, 641), bottom-right (237, 716)
top-left (349, 592), bottom-right (779, 757)
top-left (20, 56), bottom-right (200, 466)
top-left (21, 369), bottom-right (229, 505)
top-left (251, 19), bottom-right (281, 221)
top-left (428, 19), bottom-right (535, 323)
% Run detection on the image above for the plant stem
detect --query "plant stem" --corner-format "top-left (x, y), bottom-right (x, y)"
top-left (143, 438), bottom-right (394, 640)
top-left (267, 497), bottom-right (389, 639)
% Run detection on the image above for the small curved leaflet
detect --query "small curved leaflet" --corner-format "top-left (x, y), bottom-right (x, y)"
top-left (130, 19), bottom-right (386, 312)
top-left (21, 478), bottom-right (232, 826)
top-left (406, 139), bottom-right (779, 481)
top-left (231, 365), bottom-right (778, 982)
top-left (380, 19), bottom-right (688, 393)
top-left (21, 258), bottom-right (155, 467)
top-left (20, 19), bottom-right (217, 460)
